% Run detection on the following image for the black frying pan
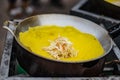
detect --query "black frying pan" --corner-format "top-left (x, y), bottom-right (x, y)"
top-left (3, 14), bottom-right (120, 76)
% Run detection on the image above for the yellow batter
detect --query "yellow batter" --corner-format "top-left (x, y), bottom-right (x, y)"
top-left (104, 0), bottom-right (120, 7)
top-left (19, 25), bottom-right (104, 62)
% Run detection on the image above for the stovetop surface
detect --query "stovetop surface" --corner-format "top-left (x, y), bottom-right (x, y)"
top-left (1, 0), bottom-right (120, 79)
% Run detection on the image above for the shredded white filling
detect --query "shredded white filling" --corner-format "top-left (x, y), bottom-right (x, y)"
top-left (43, 36), bottom-right (78, 59)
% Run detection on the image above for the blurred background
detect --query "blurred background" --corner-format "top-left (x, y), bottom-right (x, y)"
top-left (0, 0), bottom-right (79, 61)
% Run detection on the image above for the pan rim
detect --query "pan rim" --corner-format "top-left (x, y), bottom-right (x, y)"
top-left (15, 13), bottom-right (113, 63)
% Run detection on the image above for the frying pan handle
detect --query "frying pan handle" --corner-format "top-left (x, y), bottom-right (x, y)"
top-left (105, 60), bottom-right (120, 65)
top-left (3, 20), bottom-right (21, 36)
top-left (108, 23), bottom-right (120, 38)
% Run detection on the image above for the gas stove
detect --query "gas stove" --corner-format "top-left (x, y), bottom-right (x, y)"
top-left (1, 0), bottom-right (120, 79)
